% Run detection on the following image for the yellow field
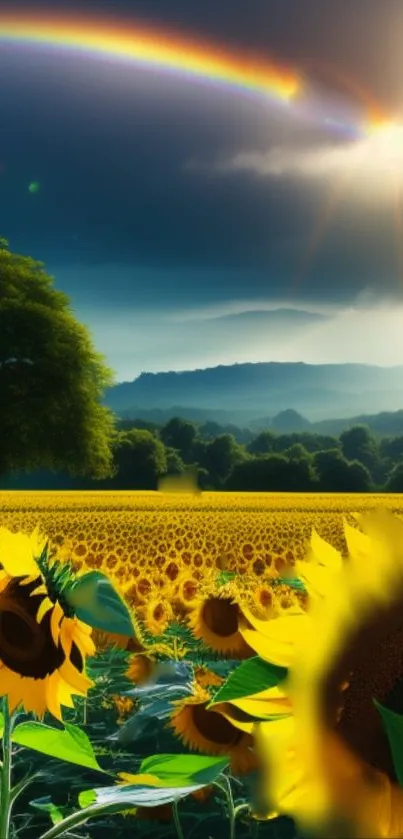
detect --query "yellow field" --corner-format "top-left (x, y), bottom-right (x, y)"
top-left (2, 492), bottom-right (403, 611)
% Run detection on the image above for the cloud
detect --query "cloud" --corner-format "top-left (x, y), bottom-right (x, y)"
top-left (75, 298), bottom-right (403, 382)
top-left (219, 144), bottom-right (353, 178)
top-left (212, 123), bottom-right (403, 202)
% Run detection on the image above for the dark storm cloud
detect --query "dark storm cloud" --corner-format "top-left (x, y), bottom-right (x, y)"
top-left (1, 0), bottom-right (403, 309)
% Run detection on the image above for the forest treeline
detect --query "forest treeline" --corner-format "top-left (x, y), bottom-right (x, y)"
top-left (3, 416), bottom-right (403, 492)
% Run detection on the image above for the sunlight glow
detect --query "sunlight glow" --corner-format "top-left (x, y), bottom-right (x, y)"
top-left (362, 121), bottom-right (403, 176)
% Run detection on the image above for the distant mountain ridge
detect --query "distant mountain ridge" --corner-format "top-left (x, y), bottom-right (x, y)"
top-left (104, 361), bottom-right (403, 423)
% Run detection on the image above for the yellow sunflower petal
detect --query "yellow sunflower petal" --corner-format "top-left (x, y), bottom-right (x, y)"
top-left (55, 674), bottom-right (76, 710)
top-left (36, 596), bottom-right (54, 625)
top-left (0, 667), bottom-right (25, 714)
top-left (73, 624), bottom-right (96, 657)
top-left (295, 562), bottom-right (339, 601)
top-left (59, 657), bottom-right (93, 695)
top-left (239, 608), bottom-right (307, 640)
top-left (45, 671), bottom-right (63, 721)
top-left (59, 618), bottom-right (74, 658)
top-left (212, 703), bottom-right (254, 734)
top-left (23, 677), bottom-right (48, 718)
top-left (76, 619), bottom-right (94, 635)
top-left (29, 583), bottom-right (48, 598)
top-left (254, 717), bottom-right (330, 826)
top-left (50, 601), bottom-right (64, 646)
top-left (29, 524), bottom-right (48, 555)
top-left (238, 612), bottom-right (309, 667)
top-left (308, 529), bottom-right (343, 573)
top-left (229, 694), bottom-right (292, 718)
top-left (18, 574), bottom-right (42, 587)
top-left (343, 518), bottom-right (372, 565)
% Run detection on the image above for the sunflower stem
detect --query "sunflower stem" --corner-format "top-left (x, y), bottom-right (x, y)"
top-left (214, 774), bottom-right (236, 839)
top-left (0, 699), bottom-right (13, 839)
top-left (172, 800), bottom-right (185, 839)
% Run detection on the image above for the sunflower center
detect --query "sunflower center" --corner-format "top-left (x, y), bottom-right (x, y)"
top-left (193, 703), bottom-right (243, 746)
top-left (0, 579), bottom-right (65, 678)
top-left (153, 604), bottom-right (165, 622)
top-left (202, 598), bottom-right (239, 636)
top-left (322, 589), bottom-right (403, 781)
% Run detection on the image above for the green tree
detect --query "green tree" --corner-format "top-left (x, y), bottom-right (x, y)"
top-left (164, 446), bottom-right (186, 475)
top-left (205, 434), bottom-right (248, 486)
top-left (247, 430), bottom-right (276, 455)
top-left (384, 462), bottom-right (403, 492)
top-left (159, 417), bottom-right (197, 460)
top-left (284, 443), bottom-right (312, 462)
top-left (0, 239), bottom-right (117, 478)
top-left (226, 453), bottom-right (317, 492)
top-left (113, 429), bottom-right (167, 489)
top-left (339, 425), bottom-right (383, 480)
top-left (273, 432), bottom-right (340, 454)
top-left (313, 449), bottom-right (373, 492)
top-left (379, 436), bottom-right (403, 482)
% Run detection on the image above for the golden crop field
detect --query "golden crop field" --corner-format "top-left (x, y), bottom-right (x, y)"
top-left (2, 493), bottom-right (403, 839)
top-left (2, 491), bottom-right (403, 622)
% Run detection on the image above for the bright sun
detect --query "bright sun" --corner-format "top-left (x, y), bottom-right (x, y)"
top-left (360, 121), bottom-right (403, 175)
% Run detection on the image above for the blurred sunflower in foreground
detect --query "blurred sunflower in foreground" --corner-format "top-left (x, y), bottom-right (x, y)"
top-left (0, 526), bottom-right (95, 720)
top-left (241, 509), bottom-right (403, 838)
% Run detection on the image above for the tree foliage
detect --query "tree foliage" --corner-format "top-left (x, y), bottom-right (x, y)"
top-left (112, 429), bottom-right (167, 489)
top-left (0, 239), bottom-right (117, 478)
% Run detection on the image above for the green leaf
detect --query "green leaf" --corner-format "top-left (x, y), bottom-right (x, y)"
top-left (0, 710), bottom-right (4, 740)
top-left (66, 571), bottom-right (136, 636)
top-left (78, 781), bottom-right (206, 811)
top-left (139, 753), bottom-right (228, 786)
top-left (29, 796), bottom-right (65, 824)
top-left (216, 571), bottom-right (237, 587)
top-left (374, 699), bottom-right (403, 786)
top-left (273, 576), bottom-right (306, 593)
top-left (209, 657), bottom-right (288, 705)
top-left (77, 789), bottom-right (96, 808)
top-left (12, 721), bottom-right (107, 773)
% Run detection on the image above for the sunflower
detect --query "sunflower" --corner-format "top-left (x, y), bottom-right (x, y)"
top-left (144, 596), bottom-right (173, 636)
top-left (169, 684), bottom-right (257, 775)
top-left (246, 580), bottom-right (306, 620)
top-left (111, 694), bottom-right (136, 724)
top-left (194, 665), bottom-right (225, 689)
top-left (248, 583), bottom-right (275, 617)
top-left (250, 510), bottom-right (403, 838)
top-left (173, 571), bottom-right (201, 611)
top-left (126, 652), bottom-right (157, 686)
top-left (0, 526), bottom-right (95, 720)
top-left (186, 583), bottom-right (256, 657)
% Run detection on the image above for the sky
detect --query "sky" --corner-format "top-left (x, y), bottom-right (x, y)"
top-left (2, 0), bottom-right (403, 381)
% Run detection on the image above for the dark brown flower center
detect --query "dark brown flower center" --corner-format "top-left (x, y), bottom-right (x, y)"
top-left (321, 585), bottom-right (403, 781)
top-left (0, 577), bottom-right (65, 678)
top-left (193, 702), bottom-right (243, 746)
top-left (203, 597), bottom-right (239, 636)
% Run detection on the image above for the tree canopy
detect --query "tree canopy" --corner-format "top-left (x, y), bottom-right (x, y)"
top-left (0, 239), bottom-right (117, 478)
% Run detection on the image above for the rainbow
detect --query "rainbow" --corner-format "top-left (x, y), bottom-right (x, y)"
top-left (0, 10), bottom-right (301, 104)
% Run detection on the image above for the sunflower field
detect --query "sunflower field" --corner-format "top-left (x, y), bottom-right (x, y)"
top-left (2, 490), bottom-right (403, 839)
